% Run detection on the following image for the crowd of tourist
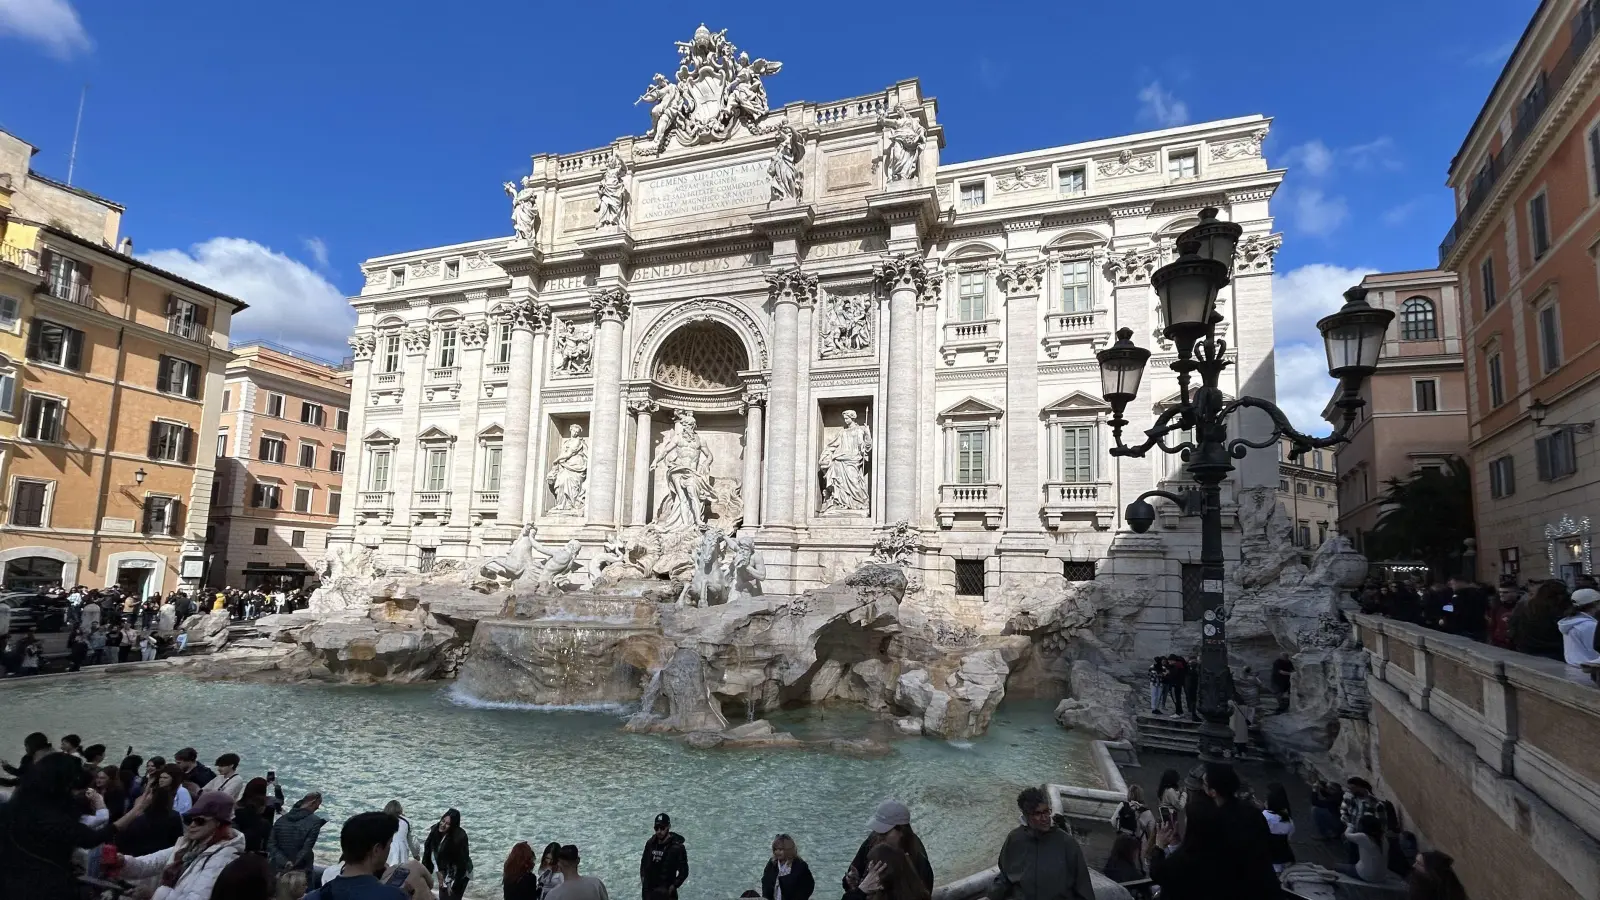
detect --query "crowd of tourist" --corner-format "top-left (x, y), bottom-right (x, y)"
top-left (0, 721), bottom-right (1477, 900)
top-left (0, 585), bottom-right (313, 678)
top-left (1359, 573), bottom-right (1600, 670)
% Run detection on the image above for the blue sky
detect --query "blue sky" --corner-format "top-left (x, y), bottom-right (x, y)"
top-left (1, 0), bottom-right (1537, 432)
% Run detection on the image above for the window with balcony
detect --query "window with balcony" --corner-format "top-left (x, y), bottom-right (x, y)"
top-left (1487, 351), bottom-right (1505, 407)
top-left (251, 483), bottom-right (282, 509)
top-left (293, 486), bottom-right (313, 513)
top-left (1399, 297), bottom-right (1437, 340)
top-left (1168, 150), bottom-right (1197, 179)
top-left (1481, 257), bottom-right (1497, 310)
top-left (369, 449), bottom-right (392, 491)
top-left (266, 392), bottom-right (285, 417)
top-left (142, 495), bottom-right (180, 536)
top-left (297, 442), bottom-right (316, 468)
top-left (1414, 379), bottom-right (1438, 412)
top-left (42, 251), bottom-right (90, 304)
top-left (482, 446), bottom-right (503, 491)
top-left (22, 395), bottom-right (64, 443)
top-left (149, 421), bottom-right (192, 463)
top-left (258, 436), bottom-right (286, 464)
top-left (437, 327), bottom-right (458, 369)
top-left (1538, 301), bottom-right (1562, 375)
top-left (1489, 455), bottom-right (1516, 499)
top-left (955, 429), bottom-right (987, 484)
top-left (1060, 425), bottom-right (1094, 483)
top-left (327, 491), bottom-right (342, 516)
top-left (329, 448), bottom-right (345, 473)
top-left (424, 448), bottom-right (449, 492)
top-left (26, 319), bottom-right (84, 370)
top-left (300, 402), bottom-right (326, 426)
top-left (495, 324), bottom-right (513, 365)
top-left (1058, 166), bottom-right (1086, 196)
top-left (959, 181), bottom-right (985, 209)
top-left (165, 296), bottom-right (208, 341)
top-left (1060, 260), bottom-right (1093, 312)
top-left (381, 333), bottom-right (402, 373)
top-left (9, 479), bottom-right (50, 527)
top-left (955, 272), bottom-right (987, 323)
top-left (1536, 429), bottom-right (1578, 481)
top-left (1530, 191), bottom-right (1551, 259)
top-left (157, 356), bottom-right (202, 399)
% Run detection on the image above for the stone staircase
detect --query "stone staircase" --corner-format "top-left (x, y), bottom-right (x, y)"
top-left (1133, 712), bottom-right (1267, 762)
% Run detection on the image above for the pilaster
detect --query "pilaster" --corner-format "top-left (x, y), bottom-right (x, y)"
top-left (450, 314), bottom-right (488, 531)
top-left (998, 260), bottom-right (1047, 549)
top-left (493, 297), bottom-right (548, 529)
top-left (762, 267), bottom-right (816, 531)
top-left (586, 286), bottom-right (632, 529)
top-left (331, 331), bottom-right (375, 541)
top-left (389, 323), bottom-right (431, 528)
top-left (875, 253), bottom-right (926, 525)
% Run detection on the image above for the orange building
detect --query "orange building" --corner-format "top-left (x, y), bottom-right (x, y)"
top-left (207, 342), bottom-right (350, 590)
top-left (1325, 270), bottom-right (1468, 552)
top-left (1439, 0), bottom-right (1600, 585)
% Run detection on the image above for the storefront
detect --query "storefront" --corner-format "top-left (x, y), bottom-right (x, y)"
top-left (241, 562), bottom-right (314, 592)
top-left (0, 546), bottom-right (80, 591)
top-left (1544, 514), bottom-right (1592, 587)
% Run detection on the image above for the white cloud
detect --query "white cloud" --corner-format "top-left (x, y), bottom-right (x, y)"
top-left (1272, 263), bottom-right (1378, 435)
top-left (303, 236), bottom-right (330, 270)
top-left (1289, 187), bottom-right (1349, 237)
top-left (141, 238), bottom-right (354, 362)
top-left (1283, 140), bottom-right (1335, 178)
top-left (1381, 198), bottom-right (1427, 227)
top-left (1137, 82), bottom-right (1190, 128)
top-left (0, 0), bottom-right (91, 58)
top-left (1345, 136), bottom-right (1402, 173)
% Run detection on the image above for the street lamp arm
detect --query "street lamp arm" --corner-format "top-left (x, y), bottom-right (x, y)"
top-left (1218, 395), bottom-right (1358, 459)
top-left (1108, 405), bottom-right (1190, 458)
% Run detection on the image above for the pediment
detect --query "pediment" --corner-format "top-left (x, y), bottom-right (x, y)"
top-left (1155, 389), bottom-right (1233, 408)
top-left (1042, 390), bottom-right (1110, 415)
top-left (363, 428), bottom-right (399, 444)
top-left (946, 241), bottom-right (1001, 261)
top-left (477, 423), bottom-right (505, 440)
top-left (938, 396), bottom-right (1004, 420)
top-left (1044, 230), bottom-right (1106, 251)
top-left (416, 426), bottom-right (457, 443)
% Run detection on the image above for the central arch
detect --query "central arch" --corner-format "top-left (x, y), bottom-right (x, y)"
top-left (629, 297), bottom-right (769, 380)
top-left (652, 321), bottom-right (749, 391)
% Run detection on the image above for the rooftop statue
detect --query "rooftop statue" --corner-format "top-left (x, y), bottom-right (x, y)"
top-left (637, 24), bottom-right (783, 153)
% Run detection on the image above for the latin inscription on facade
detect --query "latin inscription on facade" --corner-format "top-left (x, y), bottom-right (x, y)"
top-left (543, 273), bottom-right (596, 292)
top-left (636, 160), bottom-right (769, 222)
top-left (826, 149), bottom-right (874, 191)
top-left (808, 235), bottom-right (887, 261)
top-left (634, 251), bottom-right (772, 282)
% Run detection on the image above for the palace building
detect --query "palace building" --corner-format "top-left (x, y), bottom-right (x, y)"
top-left (331, 26), bottom-right (1285, 600)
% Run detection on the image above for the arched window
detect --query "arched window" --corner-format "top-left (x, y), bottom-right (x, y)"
top-left (1400, 297), bottom-right (1437, 340)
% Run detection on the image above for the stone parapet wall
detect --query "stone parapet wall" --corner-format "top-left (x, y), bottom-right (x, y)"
top-left (1353, 614), bottom-right (1600, 900)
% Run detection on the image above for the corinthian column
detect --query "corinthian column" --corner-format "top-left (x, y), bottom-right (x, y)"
top-left (762, 268), bottom-right (816, 527)
top-left (741, 386), bottom-right (767, 527)
top-left (875, 254), bottom-right (926, 524)
top-left (628, 397), bottom-right (658, 525)
top-left (586, 288), bottom-right (631, 528)
top-left (495, 299), bottom-right (548, 527)
top-left (998, 261), bottom-right (1046, 533)
top-left (332, 330), bottom-right (376, 539)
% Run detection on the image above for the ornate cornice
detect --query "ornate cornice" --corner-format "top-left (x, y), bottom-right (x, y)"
top-left (1109, 202), bottom-right (1154, 219)
top-left (590, 287), bottom-right (632, 324)
top-left (1225, 187), bottom-right (1275, 204)
top-left (1001, 218), bottom-right (1042, 234)
top-left (765, 266), bottom-right (820, 308)
top-left (627, 397), bottom-right (661, 415)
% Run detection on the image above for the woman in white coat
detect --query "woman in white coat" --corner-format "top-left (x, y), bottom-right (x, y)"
top-left (385, 799), bottom-right (420, 866)
top-left (117, 791), bottom-right (245, 900)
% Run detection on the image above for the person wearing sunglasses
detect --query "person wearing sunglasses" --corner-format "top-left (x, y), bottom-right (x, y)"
top-left (761, 834), bottom-right (814, 900)
top-left (117, 790), bottom-right (245, 900)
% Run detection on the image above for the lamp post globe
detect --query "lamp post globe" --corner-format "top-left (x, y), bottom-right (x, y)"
top-left (1180, 207), bottom-right (1245, 275)
top-left (1152, 240), bottom-right (1228, 351)
top-left (1096, 327), bottom-right (1152, 414)
top-left (1316, 286), bottom-right (1395, 380)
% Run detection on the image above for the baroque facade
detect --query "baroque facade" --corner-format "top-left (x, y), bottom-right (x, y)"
top-left (332, 27), bottom-right (1284, 600)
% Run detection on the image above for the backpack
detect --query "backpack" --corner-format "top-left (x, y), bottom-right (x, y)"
top-left (1114, 801), bottom-right (1142, 836)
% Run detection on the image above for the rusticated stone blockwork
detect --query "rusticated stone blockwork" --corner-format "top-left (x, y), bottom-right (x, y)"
top-left (1375, 705), bottom-right (1581, 900)
top-left (1429, 655), bottom-right (1482, 714)
top-left (1520, 691), bottom-right (1600, 786)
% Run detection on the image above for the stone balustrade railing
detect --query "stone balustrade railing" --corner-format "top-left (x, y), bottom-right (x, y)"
top-left (1351, 613), bottom-right (1600, 900)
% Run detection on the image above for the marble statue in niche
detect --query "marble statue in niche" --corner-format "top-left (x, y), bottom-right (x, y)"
top-left (879, 104), bottom-right (926, 183)
top-left (819, 410), bottom-right (872, 512)
top-left (768, 123), bottom-right (803, 201)
top-left (546, 424), bottom-right (589, 513)
top-left (552, 319), bottom-right (594, 376)
top-left (502, 176), bottom-right (541, 243)
top-left (651, 409), bottom-right (716, 530)
top-left (595, 151), bottom-right (629, 228)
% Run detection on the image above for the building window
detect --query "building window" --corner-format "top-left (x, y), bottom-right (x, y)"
top-left (1536, 428), bottom-right (1578, 481)
top-left (22, 395), bottom-right (64, 443)
top-left (1279, 478), bottom-right (1289, 491)
top-left (1500, 547), bottom-right (1520, 576)
top-left (216, 431), bottom-right (228, 458)
top-left (1399, 298), bottom-right (1437, 340)
top-left (1489, 455), bottom-right (1516, 498)
top-left (293, 486), bottom-right (313, 513)
top-left (1487, 352), bottom-right (1505, 407)
top-left (1590, 121), bottom-right (1600, 197)
top-left (419, 547), bottom-right (437, 573)
top-left (1295, 481), bottom-right (1307, 495)
top-left (955, 429), bottom-right (987, 484)
top-left (381, 334), bottom-right (402, 373)
top-left (1297, 521), bottom-right (1312, 547)
top-left (482, 446), bottom-right (503, 491)
top-left (253, 527), bottom-right (269, 546)
top-left (221, 390), bottom-right (230, 412)
top-left (437, 327), bottom-right (458, 369)
top-left (166, 296), bottom-right (207, 340)
top-left (329, 448), bottom-right (345, 473)
top-left (390, 267), bottom-right (405, 287)
top-left (1414, 379), bottom-right (1438, 412)
top-left (251, 483), bottom-right (282, 509)
top-left (142, 495), bottom-right (180, 536)
top-left (149, 421), bottom-right (191, 463)
top-left (9, 479), bottom-right (50, 527)
top-left (1058, 166), bottom-right (1086, 196)
top-left (955, 272), bottom-right (987, 322)
top-left (0, 295), bottom-right (19, 331)
top-left (335, 409), bottom-right (349, 431)
top-left (1316, 485), bottom-right (1327, 498)
top-left (327, 491), bottom-right (342, 516)
top-left (300, 402), bottom-right (326, 426)
top-left (156, 356), bottom-right (202, 399)
top-left (1538, 302), bottom-right (1562, 374)
top-left (959, 181), bottom-right (985, 209)
top-left (1480, 257), bottom-right (1497, 310)
top-left (954, 559), bottom-right (985, 597)
top-left (266, 392), bottom-right (285, 417)
top-left (1060, 260), bottom-right (1093, 312)
top-left (424, 448), bottom-right (450, 492)
top-left (445, 259), bottom-right (460, 279)
top-left (369, 449), bottom-right (392, 491)
top-left (1062, 560), bottom-right (1096, 581)
top-left (1168, 150), bottom-right (1197, 179)
top-left (1312, 450), bottom-right (1323, 469)
top-left (0, 370), bottom-right (14, 416)
top-left (291, 530), bottom-right (306, 548)
top-left (297, 442), bottom-right (316, 468)
top-left (1060, 425), bottom-right (1094, 483)
top-left (258, 436), bottom-right (286, 463)
top-left (42, 251), bottom-right (90, 303)
top-left (1530, 192), bottom-right (1551, 259)
top-left (25, 319), bottom-right (84, 370)
top-left (495, 325), bottom-right (513, 365)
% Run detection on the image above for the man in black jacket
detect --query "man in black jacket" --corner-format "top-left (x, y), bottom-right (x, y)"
top-left (268, 793), bottom-right (327, 877)
top-left (1203, 763), bottom-right (1279, 899)
top-left (640, 812), bottom-right (688, 900)
top-left (985, 788), bottom-right (1094, 900)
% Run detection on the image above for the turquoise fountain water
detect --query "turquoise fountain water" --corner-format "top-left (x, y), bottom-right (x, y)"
top-left (0, 676), bottom-right (1098, 899)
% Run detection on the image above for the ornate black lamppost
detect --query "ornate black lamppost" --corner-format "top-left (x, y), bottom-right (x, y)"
top-left (1095, 208), bottom-right (1394, 763)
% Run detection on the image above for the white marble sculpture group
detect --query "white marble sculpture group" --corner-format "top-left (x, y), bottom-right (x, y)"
top-left (638, 24), bottom-right (783, 153)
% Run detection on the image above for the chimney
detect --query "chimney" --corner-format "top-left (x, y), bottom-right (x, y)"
top-left (117, 237), bottom-right (132, 256)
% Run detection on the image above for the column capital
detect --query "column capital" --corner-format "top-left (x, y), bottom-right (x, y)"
top-left (742, 385), bottom-right (768, 412)
top-left (626, 397), bottom-right (659, 415)
top-left (998, 260), bottom-right (1047, 296)
top-left (1233, 232), bottom-right (1283, 276)
top-left (493, 299), bottom-right (551, 333)
top-left (459, 317), bottom-right (490, 349)
top-left (401, 324), bottom-right (431, 354)
top-left (1104, 246), bottom-right (1161, 286)
top-left (765, 266), bottom-right (818, 307)
top-left (590, 287), bottom-right (632, 324)
top-left (874, 253), bottom-right (928, 295)
top-left (348, 331), bottom-right (376, 360)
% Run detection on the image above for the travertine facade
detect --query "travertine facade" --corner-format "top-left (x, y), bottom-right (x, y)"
top-left (1273, 437), bottom-right (1338, 559)
top-left (332, 29), bottom-right (1284, 600)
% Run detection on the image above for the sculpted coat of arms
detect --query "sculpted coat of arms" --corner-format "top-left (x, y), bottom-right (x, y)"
top-left (637, 24), bottom-right (783, 154)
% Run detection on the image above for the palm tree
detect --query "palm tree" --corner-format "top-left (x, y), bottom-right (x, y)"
top-left (1365, 457), bottom-right (1474, 577)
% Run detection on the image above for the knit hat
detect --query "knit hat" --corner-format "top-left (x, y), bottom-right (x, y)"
top-left (188, 790), bottom-right (235, 823)
top-left (1573, 588), bottom-right (1600, 610)
top-left (866, 800), bottom-right (911, 834)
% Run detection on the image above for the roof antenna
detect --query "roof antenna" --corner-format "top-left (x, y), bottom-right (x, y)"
top-left (66, 83), bottom-right (88, 186)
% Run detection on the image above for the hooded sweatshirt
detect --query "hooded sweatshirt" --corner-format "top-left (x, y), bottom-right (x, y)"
top-left (1558, 613), bottom-right (1600, 666)
top-left (640, 831), bottom-right (688, 897)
